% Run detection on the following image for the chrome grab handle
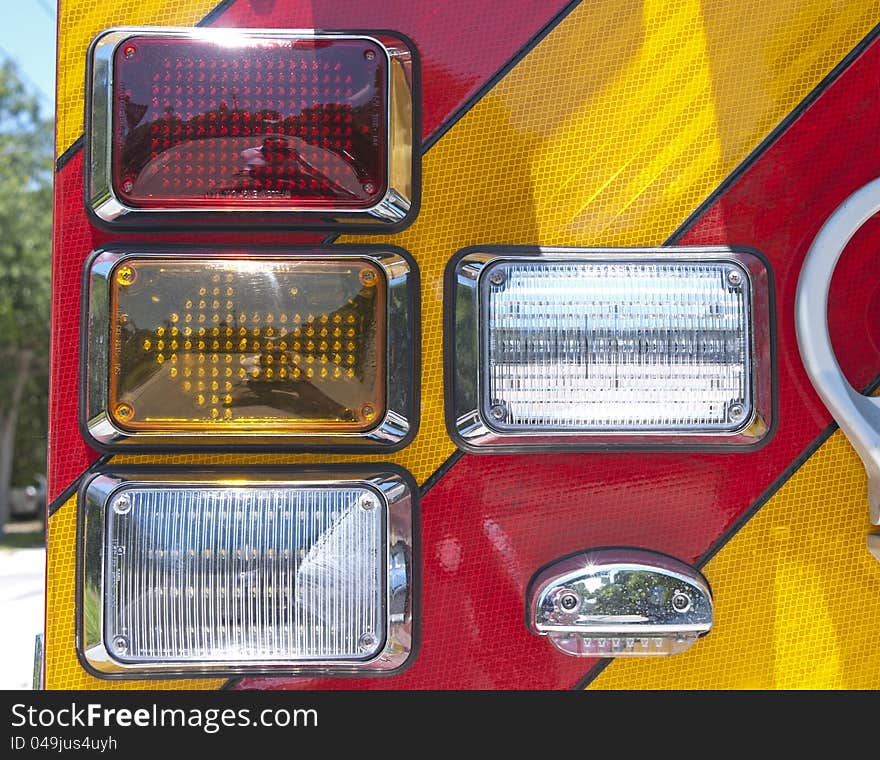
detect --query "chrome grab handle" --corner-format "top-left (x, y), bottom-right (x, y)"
top-left (795, 177), bottom-right (880, 525)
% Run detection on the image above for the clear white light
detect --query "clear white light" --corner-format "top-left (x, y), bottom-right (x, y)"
top-left (105, 486), bottom-right (384, 662)
top-left (484, 261), bottom-right (751, 432)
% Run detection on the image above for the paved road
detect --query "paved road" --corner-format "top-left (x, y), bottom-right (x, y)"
top-left (0, 547), bottom-right (44, 689)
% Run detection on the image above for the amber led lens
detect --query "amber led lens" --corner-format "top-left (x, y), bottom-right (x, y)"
top-left (106, 257), bottom-right (384, 434)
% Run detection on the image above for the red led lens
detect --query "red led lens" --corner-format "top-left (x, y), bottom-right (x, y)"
top-left (110, 35), bottom-right (388, 210)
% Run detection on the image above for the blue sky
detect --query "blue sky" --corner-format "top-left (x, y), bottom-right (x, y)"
top-left (0, 0), bottom-right (57, 118)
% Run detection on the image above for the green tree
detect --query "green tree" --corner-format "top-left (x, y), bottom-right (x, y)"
top-left (0, 59), bottom-right (53, 531)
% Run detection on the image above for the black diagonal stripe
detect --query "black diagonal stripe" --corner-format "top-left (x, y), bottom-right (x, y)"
top-left (419, 0), bottom-right (581, 153)
top-left (55, 0), bottom-right (583, 174)
top-left (55, 0), bottom-right (240, 173)
top-left (55, 135), bottom-right (83, 173)
top-left (47, 454), bottom-right (111, 518)
top-left (666, 20), bottom-right (880, 246)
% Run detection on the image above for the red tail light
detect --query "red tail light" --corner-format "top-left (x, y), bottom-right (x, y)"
top-left (85, 28), bottom-right (419, 231)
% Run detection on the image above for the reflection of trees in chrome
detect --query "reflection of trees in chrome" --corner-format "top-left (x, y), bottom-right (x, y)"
top-left (584, 570), bottom-right (676, 617)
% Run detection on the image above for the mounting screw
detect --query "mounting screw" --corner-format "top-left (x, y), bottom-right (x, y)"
top-left (489, 402), bottom-right (506, 421)
top-left (111, 635), bottom-right (129, 654)
top-left (121, 178), bottom-right (135, 194)
top-left (364, 49), bottom-right (376, 61)
top-left (363, 182), bottom-right (376, 195)
top-left (112, 494), bottom-right (132, 515)
top-left (671, 592), bottom-right (692, 614)
top-left (727, 268), bottom-right (743, 288)
top-left (358, 632), bottom-right (377, 651)
top-left (123, 44), bottom-right (136, 59)
top-left (557, 590), bottom-right (581, 613)
top-left (115, 264), bottom-right (136, 286)
top-left (114, 402), bottom-right (134, 422)
top-left (728, 402), bottom-right (746, 423)
top-left (358, 494), bottom-right (376, 512)
top-left (489, 269), bottom-right (505, 286)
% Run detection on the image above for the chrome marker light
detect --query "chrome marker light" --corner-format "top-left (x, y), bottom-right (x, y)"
top-left (527, 548), bottom-right (713, 657)
top-left (77, 467), bottom-right (417, 678)
top-left (445, 246), bottom-right (775, 452)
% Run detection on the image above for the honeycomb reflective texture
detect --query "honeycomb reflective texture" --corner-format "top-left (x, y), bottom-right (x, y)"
top-left (591, 431), bottom-right (880, 690)
top-left (57, 0), bottom-right (574, 158)
top-left (57, 0), bottom-right (219, 156)
top-left (45, 496), bottom-right (225, 689)
top-left (50, 0), bottom-right (880, 689)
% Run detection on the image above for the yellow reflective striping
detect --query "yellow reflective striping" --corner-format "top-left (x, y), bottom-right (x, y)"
top-left (590, 431), bottom-right (880, 689)
top-left (45, 495), bottom-right (226, 690)
top-left (56, 0), bottom-right (219, 157)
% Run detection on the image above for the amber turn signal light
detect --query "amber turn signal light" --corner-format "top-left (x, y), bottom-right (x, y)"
top-left (81, 246), bottom-right (419, 451)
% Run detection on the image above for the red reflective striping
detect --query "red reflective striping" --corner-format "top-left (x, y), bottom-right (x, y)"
top-left (207, 0), bottom-right (576, 141)
top-left (234, 29), bottom-right (880, 690)
top-left (47, 151), bottom-right (324, 500)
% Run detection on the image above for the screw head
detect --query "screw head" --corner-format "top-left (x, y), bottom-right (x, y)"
top-left (727, 268), bottom-right (743, 287)
top-left (114, 402), bottom-right (134, 422)
top-left (671, 592), bottom-right (692, 614)
top-left (358, 632), bottom-right (377, 651)
top-left (123, 44), bottom-right (136, 59)
top-left (112, 494), bottom-right (132, 515)
top-left (115, 264), bottom-right (136, 286)
top-left (111, 635), bottom-right (129, 653)
top-left (557, 590), bottom-right (581, 613)
top-left (489, 269), bottom-right (505, 286)
top-left (121, 178), bottom-right (135, 194)
top-left (489, 403), bottom-right (506, 421)
top-left (358, 494), bottom-right (376, 511)
top-left (359, 268), bottom-right (377, 286)
top-left (363, 182), bottom-right (376, 195)
top-left (364, 49), bottom-right (376, 61)
top-left (728, 402), bottom-right (746, 422)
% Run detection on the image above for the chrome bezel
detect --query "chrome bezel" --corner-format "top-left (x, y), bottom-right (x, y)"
top-left (77, 466), bottom-right (418, 678)
top-left (85, 27), bottom-right (419, 231)
top-left (445, 246), bottom-right (775, 453)
top-left (81, 245), bottom-right (419, 451)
